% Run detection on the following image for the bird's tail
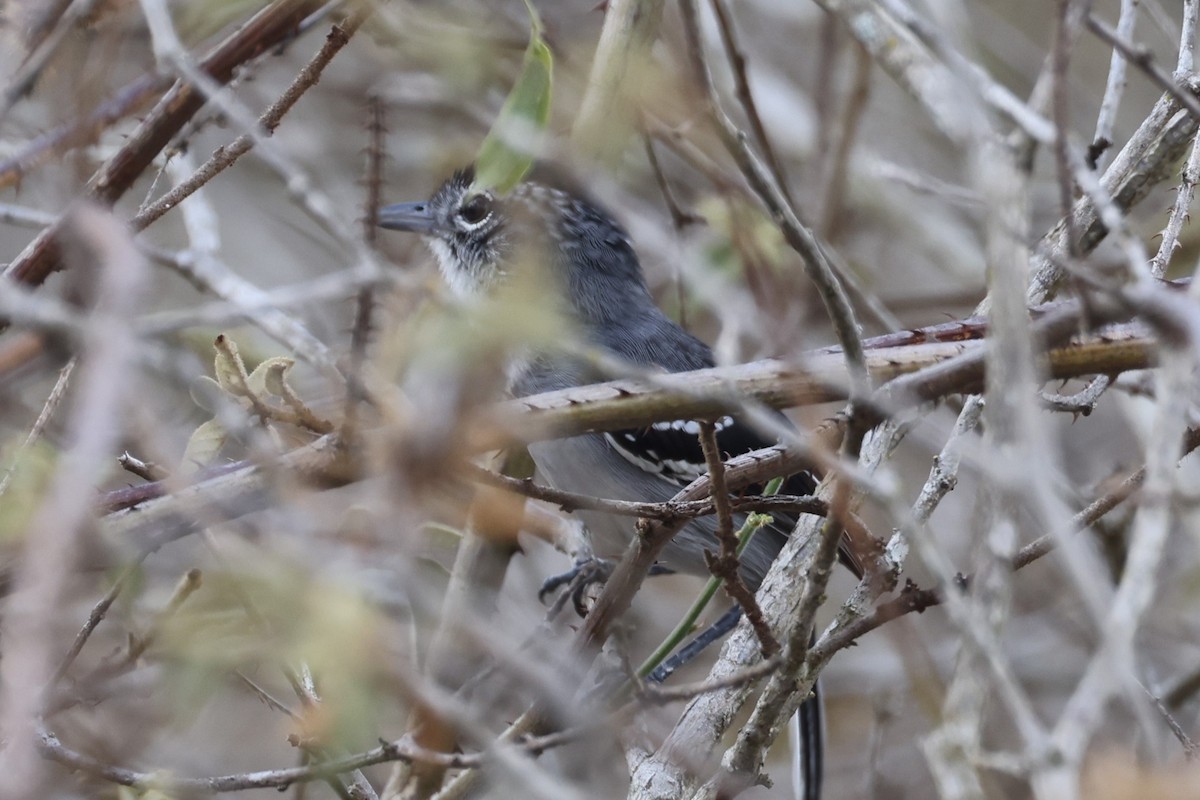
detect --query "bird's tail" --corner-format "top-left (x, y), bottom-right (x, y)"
top-left (649, 606), bottom-right (826, 800)
top-left (791, 678), bottom-right (825, 800)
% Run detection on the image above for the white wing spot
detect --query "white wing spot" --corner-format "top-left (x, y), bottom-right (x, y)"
top-left (663, 459), bottom-right (705, 477)
top-left (651, 419), bottom-right (706, 435)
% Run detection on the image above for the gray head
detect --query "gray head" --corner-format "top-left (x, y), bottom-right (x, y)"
top-left (380, 166), bottom-right (657, 325)
top-left (378, 166), bottom-right (508, 297)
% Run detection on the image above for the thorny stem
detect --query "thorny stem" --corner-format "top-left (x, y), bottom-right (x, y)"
top-left (695, 421), bottom-right (779, 657)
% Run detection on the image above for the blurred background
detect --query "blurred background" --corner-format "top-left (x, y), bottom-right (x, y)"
top-left (2, 0), bottom-right (1198, 798)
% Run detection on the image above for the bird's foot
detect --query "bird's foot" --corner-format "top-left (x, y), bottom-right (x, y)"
top-left (539, 556), bottom-right (615, 617)
top-left (540, 560), bottom-right (678, 618)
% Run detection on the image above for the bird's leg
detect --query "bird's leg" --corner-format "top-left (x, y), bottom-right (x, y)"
top-left (539, 560), bottom-right (676, 617)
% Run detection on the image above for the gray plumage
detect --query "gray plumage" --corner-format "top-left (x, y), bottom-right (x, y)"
top-left (380, 165), bottom-right (826, 800)
top-left (380, 166), bottom-right (804, 588)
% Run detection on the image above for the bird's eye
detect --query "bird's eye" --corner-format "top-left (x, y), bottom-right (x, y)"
top-left (458, 194), bottom-right (492, 226)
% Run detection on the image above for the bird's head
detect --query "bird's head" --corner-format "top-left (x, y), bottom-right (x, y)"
top-left (381, 165), bottom-right (653, 333)
top-left (379, 166), bottom-right (510, 298)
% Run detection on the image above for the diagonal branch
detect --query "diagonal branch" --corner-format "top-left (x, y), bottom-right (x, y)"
top-left (3, 0), bottom-right (324, 291)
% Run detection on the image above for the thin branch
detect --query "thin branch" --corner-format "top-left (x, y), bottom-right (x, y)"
top-left (37, 716), bottom-right (611, 793)
top-left (0, 3), bottom-right (345, 191)
top-left (85, 568), bottom-right (203, 681)
top-left (810, 579), bottom-right (941, 662)
top-left (237, 672), bottom-right (300, 719)
top-left (1143, 682), bottom-right (1200, 760)
top-left (284, 667), bottom-right (380, 800)
top-left (1038, 375), bottom-right (1113, 415)
top-left (1087, 12), bottom-right (1200, 122)
top-left (643, 135), bottom-right (703, 231)
top-left (136, 262), bottom-right (395, 336)
top-left (343, 91), bottom-right (385, 445)
top-left (1180, 0), bottom-right (1199, 77)
top-left (4, 0), bottom-right (325, 291)
top-left (136, 0), bottom-right (383, 310)
top-left (679, 0), bottom-right (868, 396)
top-left (815, 422), bottom-right (1200, 659)
top-left (644, 117), bottom-right (749, 194)
top-left (129, 10), bottom-right (367, 233)
top-left (0, 359), bottom-right (76, 499)
top-left (0, 203), bottom-right (56, 229)
top-left (466, 463), bottom-right (826, 520)
top-left (1091, 0), bottom-right (1141, 172)
top-left (1028, 85), bottom-right (1200, 303)
top-left (1151, 127), bottom-right (1200, 278)
top-left (708, 0), bottom-right (794, 206)
top-left (697, 421), bottom-right (779, 658)
top-left (1014, 425), bottom-right (1200, 569)
top-left (50, 554), bottom-right (151, 686)
top-left (817, 42), bottom-right (872, 241)
top-left (638, 656), bottom-right (781, 704)
top-left (1053, 0), bottom-right (1086, 259)
top-left (117, 452), bottom-right (169, 482)
top-left (1047, 332), bottom-right (1196, 771)
top-left (910, 397), bottom-right (985, 529)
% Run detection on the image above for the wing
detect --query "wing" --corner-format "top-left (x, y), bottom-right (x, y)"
top-left (605, 414), bottom-right (817, 496)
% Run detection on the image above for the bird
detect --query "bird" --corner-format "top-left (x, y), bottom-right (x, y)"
top-left (379, 164), bottom-right (836, 799)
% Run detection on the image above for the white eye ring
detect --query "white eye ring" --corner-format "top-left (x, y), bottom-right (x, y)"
top-left (457, 193), bottom-right (493, 229)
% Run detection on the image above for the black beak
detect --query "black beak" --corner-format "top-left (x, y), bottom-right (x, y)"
top-left (379, 202), bottom-right (438, 233)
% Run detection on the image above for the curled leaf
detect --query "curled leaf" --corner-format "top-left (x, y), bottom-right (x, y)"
top-left (212, 335), bottom-right (249, 395)
top-left (246, 356), bottom-right (296, 398)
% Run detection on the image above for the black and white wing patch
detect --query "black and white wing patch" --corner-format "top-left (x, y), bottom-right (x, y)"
top-left (604, 415), bottom-right (814, 492)
top-left (604, 418), bottom-right (729, 487)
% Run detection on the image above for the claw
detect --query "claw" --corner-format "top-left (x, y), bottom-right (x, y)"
top-left (537, 562), bottom-right (584, 603)
top-left (540, 559), bottom-right (679, 618)
top-left (539, 557), bottom-right (606, 601)
top-left (539, 556), bottom-right (615, 618)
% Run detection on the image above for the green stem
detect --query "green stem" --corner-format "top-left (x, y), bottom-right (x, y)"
top-left (636, 477), bottom-right (784, 679)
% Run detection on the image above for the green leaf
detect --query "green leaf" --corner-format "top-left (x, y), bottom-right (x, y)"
top-left (474, 0), bottom-right (553, 193)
